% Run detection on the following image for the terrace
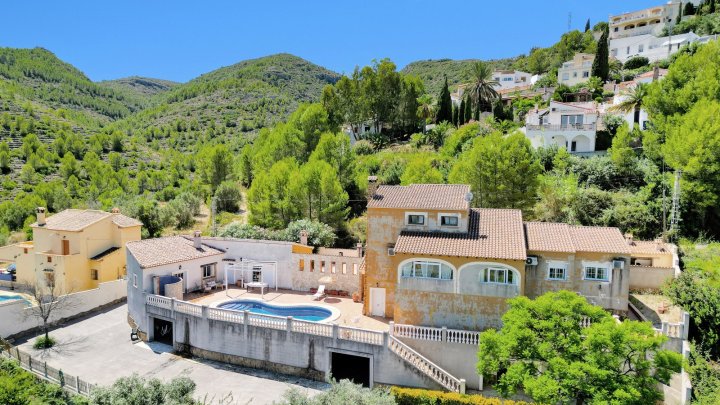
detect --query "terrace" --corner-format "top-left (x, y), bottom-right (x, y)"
top-left (184, 286), bottom-right (391, 331)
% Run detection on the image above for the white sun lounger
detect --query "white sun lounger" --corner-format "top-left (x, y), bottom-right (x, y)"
top-left (312, 285), bottom-right (326, 301)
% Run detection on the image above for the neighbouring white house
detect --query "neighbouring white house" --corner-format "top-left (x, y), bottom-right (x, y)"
top-left (342, 122), bottom-right (380, 145)
top-left (557, 53), bottom-right (594, 86)
top-left (608, 1), bottom-right (682, 40)
top-left (524, 101), bottom-right (603, 153)
top-left (491, 70), bottom-right (535, 91)
top-left (609, 32), bottom-right (699, 63)
top-left (606, 68), bottom-right (667, 129)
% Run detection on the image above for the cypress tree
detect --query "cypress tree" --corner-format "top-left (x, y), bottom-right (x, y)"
top-left (591, 27), bottom-right (609, 82)
top-left (464, 94), bottom-right (473, 122)
top-left (585, 19), bottom-right (591, 32)
top-left (452, 104), bottom-right (459, 127)
top-left (436, 76), bottom-right (453, 124)
top-left (459, 99), bottom-right (466, 125)
top-left (711, 0), bottom-right (716, 14)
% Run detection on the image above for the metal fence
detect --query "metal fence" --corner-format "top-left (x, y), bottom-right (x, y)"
top-left (0, 346), bottom-right (95, 396)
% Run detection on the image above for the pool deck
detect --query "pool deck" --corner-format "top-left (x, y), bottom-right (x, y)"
top-left (185, 287), bottom-right (391, 331)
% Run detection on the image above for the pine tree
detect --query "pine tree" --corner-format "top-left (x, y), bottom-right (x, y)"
top-left (585, 19), bottom-right (591, 32)
top-left (464, 94), bottom-right (473, 123)
top-left (459, 99), bottom-right (466, 125)
top-left (436, 76), bottom-right (453, 124)
top-left (591, 26), bottom-right (609, 82)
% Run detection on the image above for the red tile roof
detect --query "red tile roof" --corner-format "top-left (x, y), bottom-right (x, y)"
top-left (31, 209), bottom-right (141, 231)
top-left (525, 222), bottom-right (630, 254)
top-left (127, 236), bottom-right (224, 269)
top-left (395, 208), bottom-right (526, 261)
top-left (367, 184), bottom-right (471, 211)
top-left (627, 240), bottom-right (670, 255)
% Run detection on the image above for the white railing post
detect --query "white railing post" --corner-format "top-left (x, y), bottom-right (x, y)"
top-left (243, 310), bottom-right (250, 337)
top-left (201, 305), bottom-right (208, 319)
top-left (441, 326), bottom-right (447, 342)
top-left (332, 324), bottom-right (339, 342)
top-left (460, 379), bottom-right (466, 394)
top-left (388, 321), bottom-right (394, 336)
top-left (661, 321), bottom-right (668, 336)
top-left (286, 316), bottom-right (293, 333)
top-left (170, 298), bottom-right (176, 318)
top-left (383, 331), bottom-right (389, 347)
top-left (682, 312), bottom-right (690, 340)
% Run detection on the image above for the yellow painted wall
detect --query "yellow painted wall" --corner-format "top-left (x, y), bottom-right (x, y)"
top-left (291, 244), bottom-right (314, 254)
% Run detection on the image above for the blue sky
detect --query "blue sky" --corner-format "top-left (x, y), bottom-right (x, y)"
top-left (1, 1), bottom-right (667, 82)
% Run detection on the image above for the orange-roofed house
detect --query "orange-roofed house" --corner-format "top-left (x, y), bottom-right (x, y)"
top-left (363, 179), bottom-right (634, 330)
top-left (0, 207), bottom-right (142, 292)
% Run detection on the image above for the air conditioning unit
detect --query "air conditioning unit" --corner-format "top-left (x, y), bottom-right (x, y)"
top-left (613, 259), bottom-right (625, 269)
top-left (387, 248), bottom-right (396, 256)
top-left (526, 256), bottom-right (538, 266)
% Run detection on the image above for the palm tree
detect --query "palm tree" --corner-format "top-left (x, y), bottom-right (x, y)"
top-left (467, 61), bottom-right (500, 115)
top-left (610, 82), bottom-right (648, 124)
top-left (416, 94), bottom-right (435, 131)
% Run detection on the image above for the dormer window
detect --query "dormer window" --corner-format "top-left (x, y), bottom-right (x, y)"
top-left (440, 214), bottom-right (459, 227)
top-left (406, 213), bottom-right (426, 226)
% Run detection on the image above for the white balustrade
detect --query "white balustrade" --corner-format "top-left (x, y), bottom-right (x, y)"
top-left (248, 313), bottom-right (286, 330)
top-left (388, 336), bottom-right (465, 393)
top-left (393, 323), bottom-right (480, 346)
top-left (446, 329), bottom-right (480, 345)
top-left (291, 319), bottom-right (333, 337)
top-left (175, 301), bottom-right (202, 316)
top-left (145, 294), bottom-right (172, 309)
top-left (207, 307), bottom-right (245, 324)
top-left (338, 325), bottom-right (384, 345)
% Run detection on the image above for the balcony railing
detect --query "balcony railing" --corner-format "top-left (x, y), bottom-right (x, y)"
top-left (526, 123), bottom-right (596, 131)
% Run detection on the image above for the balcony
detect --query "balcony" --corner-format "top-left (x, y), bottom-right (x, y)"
top-left (526, 123), bottom-right (596, 131)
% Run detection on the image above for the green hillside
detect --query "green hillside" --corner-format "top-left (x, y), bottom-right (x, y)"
top-left (98, 76), bottom-right (179, 106)
top-left (112, 53), bottom-right (341, 139)
top-left (401, 57), bottom-right (519, 94)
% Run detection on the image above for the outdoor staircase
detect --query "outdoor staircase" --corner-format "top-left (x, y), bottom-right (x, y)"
top-left (388, 335), bottom-right (466, 393)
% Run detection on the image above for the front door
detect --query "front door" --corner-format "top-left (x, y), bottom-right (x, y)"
top-left (369, 288), bottom-right (385, 317)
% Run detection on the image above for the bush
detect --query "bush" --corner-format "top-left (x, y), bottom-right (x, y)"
top-left (214, 181), bottom-right (243, 213)
top-left (0, 357), bottom-right (84, 405)
top-left (623, 56), bottom-right (650, 70)
top-left (353, 140), bottom-right (375, 155)
top-left (391, 387), bottom-right (531, 405)
top-left (33, 335), bottom-right (56, 349)
top-left (278, 379), bottom-right (394, 405)
top-left (90, 374), bottom-right (196, 405)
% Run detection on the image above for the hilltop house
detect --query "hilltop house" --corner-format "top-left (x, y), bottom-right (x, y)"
top-left (0, 208), bottom-right (141, 292)
top-left (362, 181), bottom-right (633, 330)
top-left (557, 53), bottom-right (594, 86)
top-left (524, 100), bottom-right (602, 153)
top-left (608, 1), bottom-right (682, 40)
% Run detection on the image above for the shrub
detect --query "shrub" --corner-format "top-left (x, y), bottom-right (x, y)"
top-left (624, 56), bottom-right (650, 70)
top-left (353, 139), bottom-right (375, 155)
top-left (391, 387), bottom-right (531, 405)
top-left (214, 181), bottom-right (243, 213)
top-left (278, 379), bottom-right (394, 405)
top-left (33, 335), bottom-right (56, 349)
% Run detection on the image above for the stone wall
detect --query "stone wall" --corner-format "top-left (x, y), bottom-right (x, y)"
top-left (290, 253), bottom-right (362, 294)
top-left (394, 290), bottom-right (506, 330)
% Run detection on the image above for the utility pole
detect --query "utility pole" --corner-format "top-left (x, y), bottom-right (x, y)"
top-left (669, 170), bottom-right (682, 237)
top-left (211, 196), bottom-right (217, 237)
top-left (568, 12), bottom-right (572, 32)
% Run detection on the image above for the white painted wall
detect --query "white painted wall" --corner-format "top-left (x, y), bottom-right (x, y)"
top-left (0, 278), bottom-right (127, 338)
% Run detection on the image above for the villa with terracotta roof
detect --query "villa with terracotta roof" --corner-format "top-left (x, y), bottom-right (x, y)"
top-left (363, 180), bottom-right (634, 330)
top-left (0, 207), bottom-right (142, 292)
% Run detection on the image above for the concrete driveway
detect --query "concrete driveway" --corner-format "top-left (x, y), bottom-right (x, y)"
top-left (15, 303), bottom-right (326, 404)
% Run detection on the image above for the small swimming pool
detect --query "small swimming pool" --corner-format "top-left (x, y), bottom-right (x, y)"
top-left (0, 295), bottom-right (23, 303)
top-left (217, 299), bottom-right (336, 322)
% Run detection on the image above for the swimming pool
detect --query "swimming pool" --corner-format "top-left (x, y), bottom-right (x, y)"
top-left (217, 299), bottom-right (337, 322)
top-left (0, 295), bottom-right (23, 303)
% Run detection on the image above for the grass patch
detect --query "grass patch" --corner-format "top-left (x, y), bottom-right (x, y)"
top-left (33, 335), bottom-right (56, 349)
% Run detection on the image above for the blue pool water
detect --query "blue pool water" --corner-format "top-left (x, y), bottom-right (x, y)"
top-left (0, 295), bottom-right (23, 303)
top-left (218, 300), bottom-right (332, 322)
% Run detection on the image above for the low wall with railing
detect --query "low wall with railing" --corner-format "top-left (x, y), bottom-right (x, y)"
top-left (1, 346), bottom-right (95, 396)
top-left (143, 294), bottom-right (439, 390)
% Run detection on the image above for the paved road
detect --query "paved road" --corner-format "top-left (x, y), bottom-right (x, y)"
top-left (15, 303), bottom-right (327, 404)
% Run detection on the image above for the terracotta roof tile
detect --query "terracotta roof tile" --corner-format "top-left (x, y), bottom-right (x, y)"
top-left (525, 222), bottom-right (630, 254)
top-left (395, 208), bottom-right (526, 261)
top-left (627, 240), bottom-right (671, 255)
top-left (32, 209), bottom-right (110, 231)
top-left (112, 214), bottom-right (143, 228)
top-left (367, 184), bottom-right (471, 210)
top-left (127, 236), bottom-right (225, 269)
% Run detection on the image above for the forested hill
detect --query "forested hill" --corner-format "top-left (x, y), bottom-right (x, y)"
top-left (112, 53), bottom-right (342, 136)
top-left (401, 57), bottom-right (520, 94)
top-left (0, 47), bottom-right (148, 124)
top-left (98, 76), bottom-right (179, 102)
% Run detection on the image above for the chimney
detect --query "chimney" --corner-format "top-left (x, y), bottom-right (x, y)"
top-left (193, 231), bottom-right (202, 249)
top-left (356, 243), bottom-right (363, 258)
top-left (654, 237), bottom-right (664, 251)
top-left (111, 207), bottom-right (120, 214)
top-left (367, 176), bottom-right (378, 201)
top-left (624, 233), bottom-right (634, 245)
top-left (36, 207), bottom-right (46, 227)
top-left (299, 230), bottom-right (308, 246)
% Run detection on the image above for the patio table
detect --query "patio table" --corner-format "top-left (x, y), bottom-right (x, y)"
top-left (246, 282), bottom-right (268, 295)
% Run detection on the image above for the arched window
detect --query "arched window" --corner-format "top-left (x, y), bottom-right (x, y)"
top-left (400, 260), bottom-right (453, 280)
